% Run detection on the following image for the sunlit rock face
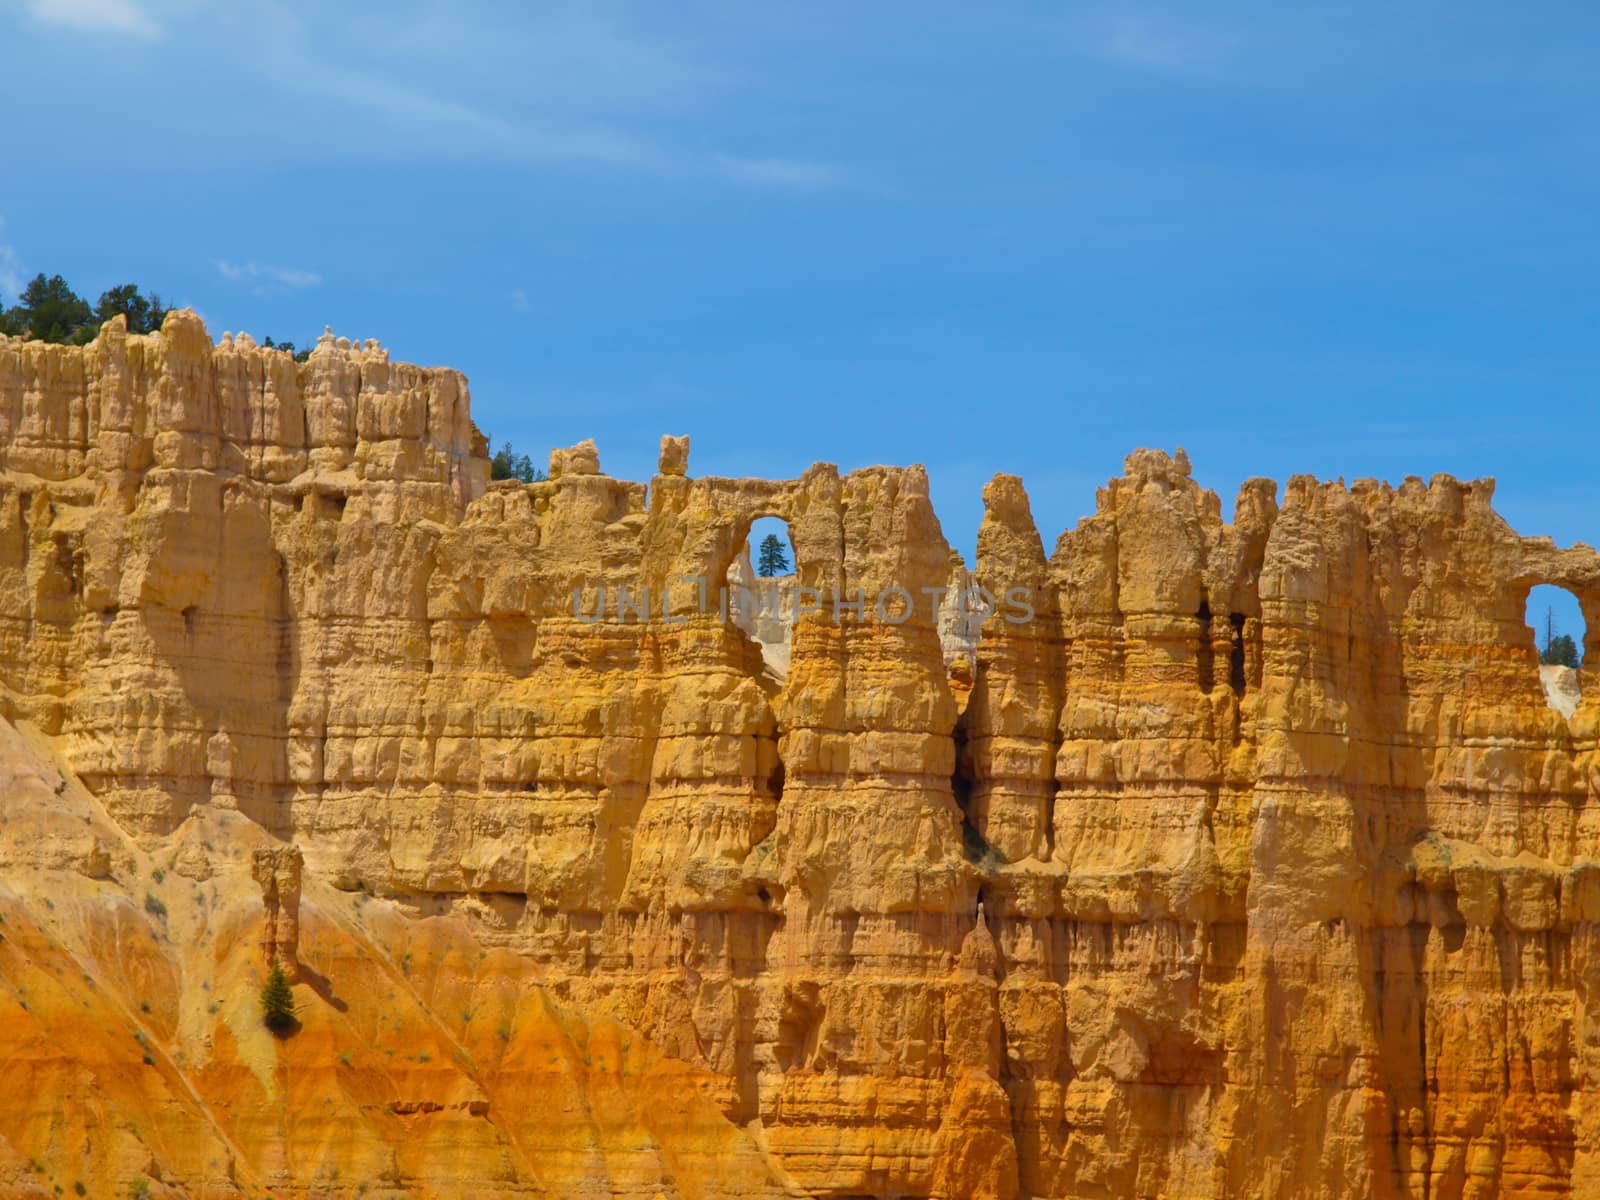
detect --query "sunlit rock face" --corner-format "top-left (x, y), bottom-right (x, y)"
top-left (1543, 664), bottom-right (1582, 718)
top-left (0, 313), bottom-right (1597, 1198)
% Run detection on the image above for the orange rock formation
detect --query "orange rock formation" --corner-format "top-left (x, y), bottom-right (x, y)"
top-left (0, 312), bottom-right (1595, 1198)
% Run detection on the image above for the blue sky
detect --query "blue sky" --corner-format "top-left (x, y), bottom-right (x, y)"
top-left (1, 1), bottom-right (1595, 642)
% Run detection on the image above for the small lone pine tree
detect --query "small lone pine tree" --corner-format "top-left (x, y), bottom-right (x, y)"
top-left (260, 961), bottom-right (297, 1032)
top-left (757, 533), bottom-right (790, 577)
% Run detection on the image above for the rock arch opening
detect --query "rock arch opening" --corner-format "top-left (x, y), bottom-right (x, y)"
top-left (1526, 583), bottom-right (1585, 716)
top-left (728, 515), bottom-right (797, 681)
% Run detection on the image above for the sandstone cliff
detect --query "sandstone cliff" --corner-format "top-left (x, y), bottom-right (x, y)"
top-left (0, 313), bottom-right (1596, 1199)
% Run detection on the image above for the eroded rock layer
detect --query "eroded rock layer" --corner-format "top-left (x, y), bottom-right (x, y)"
top-left (0, 313), bottom-right (1596, 1199)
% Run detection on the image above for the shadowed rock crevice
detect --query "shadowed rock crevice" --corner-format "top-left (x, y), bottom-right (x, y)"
top-left (1197, 600), bottom-right (1216, 694)
top-left (1228, 611), bottom-right (1248, 695)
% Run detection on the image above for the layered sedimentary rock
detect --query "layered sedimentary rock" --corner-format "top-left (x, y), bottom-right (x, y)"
top-left (253, 844), bottom-right (303, 975)
top-left (0, 312), bottom-right (1597, 1198)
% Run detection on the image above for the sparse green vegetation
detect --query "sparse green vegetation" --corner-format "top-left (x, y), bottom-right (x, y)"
top-left (1538, 605), bottom-right (1584, 667)
top-left (261, 335), bottom-right (313, 362)
top-left (0, 271), bottom-right (311, 359)
top-left (94, 283), bottom-right (168, 337)
top-left (143, 893), bottom-right (166, 919)
top-left (758, 532), bottom-right (791, 577)
top-left (489, 442), bottom-right (546, 483)
top-left (260, 962), bottom-right (298, 1033)
top-left (1, 274), bottom-right (166, 343)
top-left (1542, 632), bottom-right (1580, 668)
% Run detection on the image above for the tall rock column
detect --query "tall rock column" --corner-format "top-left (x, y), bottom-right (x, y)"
top-left (252, 844), bottom-right (304, 978)
top-left (931, 904), bottom-right (1019, 1200)
top-left (964, 471), bottom-right (1063, 863)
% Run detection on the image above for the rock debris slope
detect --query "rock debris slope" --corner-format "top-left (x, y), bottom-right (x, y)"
top-left (0, 312), bottom-right (1596, 1199)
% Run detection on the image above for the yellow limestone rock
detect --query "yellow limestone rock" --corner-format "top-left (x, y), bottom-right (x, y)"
top-left (657, 434), bottom-right (689, 477)
top-left (549, 437), bottom-right (601, 478)
top-left (252, 843), bottom-right (303, 977)
top-left (0, 318), bottom-right (1598, 1197)
top-left (931, 904), bottom-right (1019, 1200)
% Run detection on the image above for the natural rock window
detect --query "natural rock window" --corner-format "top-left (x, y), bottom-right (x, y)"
top-left (1526, 583), bottom-right (1585, 716)
top-left (728, 515), bottom-right (796, 680)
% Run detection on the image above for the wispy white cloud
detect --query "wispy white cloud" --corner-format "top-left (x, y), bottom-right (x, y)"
top-left (1089, 10), bottom-right (1246, 80)
top-left (309, 68), bottom-right (667, 169)
top-left (214, 259), bottom-right (322, 296)
top-left (369, 8), bottom-right (721, 117)
top-left (217, 2), bottom-right (680, 171)
top-left (13, 0), bottom-right (850, 193)
top-left (201, 2), bottom-right (830, 187)
top-left (26, 0), bottom-right (162, 39)
top-left (0, 218), bottom-right (24, 301)
top-left (713, 153), bottom-right (850, 191)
